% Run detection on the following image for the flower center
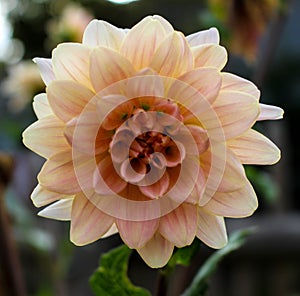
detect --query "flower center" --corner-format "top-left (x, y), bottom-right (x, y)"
top-left (130, 131), bottom-right (171, 166)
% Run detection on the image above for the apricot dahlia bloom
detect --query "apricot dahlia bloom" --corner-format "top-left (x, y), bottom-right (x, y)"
top-left (23, 16), bottom-right (283, 268)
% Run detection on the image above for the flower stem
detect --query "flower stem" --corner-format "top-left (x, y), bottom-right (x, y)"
top-left (155, 270), bottom-right (168, 296)
top-left (0, 153), bottom-right (27, 296)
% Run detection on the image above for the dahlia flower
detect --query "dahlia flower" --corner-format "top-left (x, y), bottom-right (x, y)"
top-left (23, 15), bottom-right (283, 268)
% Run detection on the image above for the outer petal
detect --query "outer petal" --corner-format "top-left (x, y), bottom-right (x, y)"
top-left (117, 219), bottom-right (159, 249)
top-left (258, 103), bottom-right (284, 121)
top-left (70, 193), bottom-right (114, 246)
top-left (32, 93), bottom-right (53, 119)
top-left (52, 43), bottom-right (92, 89)
top-left (203, 179), bottom-right (258, 218)
top-left (187, 27), bottom-right (220, 47)
top-left (33, 58), bottom-right (55, 86)
top-left (38, 198), bottom-right (73, 221)
top-left (228, 129), bottom-right (281, 165)
top-left (121, 16), bottom-right (172, 69)
top-left (90, 47), bottom-right (135, 92)
top-left (31, 184), bottom-right (71, 207)
top-left (221, 72), bottom-right (260, 100)
top-left (22, 115), bottom-right (69, 159)
top-left (200, 148), bottom-right (248, 208)
top-left (192, 44), bottom-right (227, 70)
top-left (150, 31), bottom-right (194, 78)
top-left (83, 19), bottom-right (126, 49)
top-left (101, 223), bottom-right (119, 238)
top-left (137, 233), bottom-right (174, 268)
top-left (159, 203), bottom-right (197, 247)
top-left (38, 150), bottom-right (81, 194)
top-left (196, 208), bottom-right (227, 249)
top-left (201, 91), bottom-right (259, 140)
top-left (168, 67), bottom-right (222, 104)
top-left (47, 80), bottom-right (95, 122)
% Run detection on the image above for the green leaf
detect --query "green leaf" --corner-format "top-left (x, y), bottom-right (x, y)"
top-left (181, 228), bottom-right (256, 296)
top-left (165, 238), bottom-right (201, 273)
top-left (89, 244), bottom-right (151, 296)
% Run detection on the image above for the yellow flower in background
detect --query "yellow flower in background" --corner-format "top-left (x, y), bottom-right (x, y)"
top-left (2, 60), bottom-right (44, 112)
top-left (23, 15), bottom-right (283, 268)
top-left (208, 0), bottom-right (280, 60)
top-left (46, 3), bottom-right (93, 46)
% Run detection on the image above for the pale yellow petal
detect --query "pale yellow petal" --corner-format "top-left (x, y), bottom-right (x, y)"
top-left (38, 150), bottom-right (81, 194)
top-left (52, 43), bottom-right (92, 89)
top-left (22, 115), bottom-right (69, 159)
top-left (83, 19), bottom-right (126, 49)
top-left (150, 31), bottom-right (194, 78)
top-left (101, 223), bottom-right (119, 238)
top-left (258, 103), bottom-right (284, 121)
top-left (90, 47), bottom-right (135, 92)
top-left (221, 72), bottom-right (260, 100)
top-left (38, 198), bottom-right (74, 221)
top-left (228, 129), bottom-right (281, 165)
top-left (32, 93), bottom-right (53, 119)
top-left (31, 184), bottom-right (72, 207)
top-left (70, 193), bottom-right (114, 246)
top-left (192, 44), bottom-right (227, 70)
top-left (121, 16), bottom-right (171, 69)
top-left (117, 219), bottom-right (159, 249)
top-left (159, 203), bottom-right (197, 247)
top-left (187, 27), bottom-right (220, 47)
top-left (203, 179), bottom-right (258, 218)
top-left (33, 58), bottom-right (55, 86)
top-left (201, 91), bottom-right (259, 140)
top-left (137, 232), bottom-right (174, 268)
top-left (196, 208), bottom-right (227, 248)
top-left (47, 80), bottom-right (95, 122)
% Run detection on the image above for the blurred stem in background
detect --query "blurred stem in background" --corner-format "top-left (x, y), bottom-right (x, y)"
top-left (0, 152), bottom-right (27, 296)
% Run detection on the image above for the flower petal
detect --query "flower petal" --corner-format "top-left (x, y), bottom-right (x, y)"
top-left (101, 223), bottom-right (118, 238)
top-left (221, 72), bottom-right (260, 100)
top-left (121, 16), bottom-right (172, 69)
top-left (31, 184), bottom-right (71, 207)
top-left (22, 115), bottom-right (69, 159)
top-left (139, 170), bottom-right (169, 199)
top-left (117, 218), bottom-right (159, 248)
top-left (173, 67), bottom-right (222, 104)
top-left (159, 203), bottom-right (197, 247)
top-left (52, 43), bottom-right (92, 89)
top-left (38, 198), bottom-right (74, 221)
top-left (32, 93), bottom-right (52, 119)
top-left (203, 179), bottom-right (258, 218)
top-left (192, 44), bottom-right (227, 70)
top-left (196, 208), bottom-right (227, 248)
top-left (33, 58), bottom-right (55, 86)
top-left (187, 27), bottom-right (220, 47)
top-left (228, 129), bottom-right (281, 165)
top-left (70, 193), bottom-right (114, 246)
top-left (83, 19), bottom-right (126, 49)
top-left (126, 71), bottom-right (165, 99)
top-left (93, 155), bottom-right (127, 195)
top-left (201, 147), bottom-right (247, 198)
top-left (47, 80), bottom-right (95, 122)
top-left (38, 150), bottom-right (82, 194)
top-left (90, 47), bottom-right (135, 92)
top-left (186, 166), bottom-right (206, 204)
top-left (258, 103), bottom-right (284, 121)
top-left (201, 91), bottom-right (259, 140)
top-left (150, 31), bottom-right (194, 78)
top-left (137, 232), bottom-right (174, 268)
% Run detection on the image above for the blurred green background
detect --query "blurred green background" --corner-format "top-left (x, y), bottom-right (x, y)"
top-left (0, 0), bottom-right (299, 295)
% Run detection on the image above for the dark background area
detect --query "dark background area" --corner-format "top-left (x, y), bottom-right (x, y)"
top-left (0, 0), bottom-right (299, 295)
